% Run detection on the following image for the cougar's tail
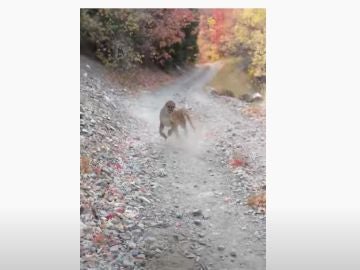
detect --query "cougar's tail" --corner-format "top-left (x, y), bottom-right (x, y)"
top-left (184, 111), bottom-right (195, 130)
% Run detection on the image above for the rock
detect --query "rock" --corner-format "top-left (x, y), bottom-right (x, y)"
top-left (138, 196), bottom-right (151, 204)
top-left (192, 209), bottom-right (202, 216)
top-left (203, 213), bottom-right (211, 220)
top-left (230, 250), bottom-right (237, 257)
top-left (218, 245), bottom-right (225, 251)
top-left (110, 245), bottom-right (120, 252)
top-left (185, 252), bottom-right (196, 259)
top-left (176, 212), bottom-right (182, 219)
top-left (128, 241), bottom-right (136, 249)
top-left (136, 253), bottom-right (146, 260)
top-left (80, 221), bottom-right (87, 230)
top-left (240, 92), bottom-right (263, 102)
top-left (158, 169), bottom-right (167, 177)
top-left (251, 92), bottom-right (263, 102)
top-left (122, 255), bottom-right (135, 267)
top-left (144, 236), bottom-right (157, 245)
top-left (119, 232), bottom-right (131, 240)
top-left (194, 220), bottom-right (202, 226)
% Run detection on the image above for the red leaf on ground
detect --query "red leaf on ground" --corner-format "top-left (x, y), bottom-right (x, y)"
top-left (113, 163), bottom-right (122, 171)
top-left (230, 159), bottom-right (245, 167)
top-left (106, 213), bottom-right (114, 220)
top-left (94, 167), bottom-right (102, 175)
top-left (116, 207), bottom-right (125, 214)
top-left (93, 232), bottom-right (106, 244)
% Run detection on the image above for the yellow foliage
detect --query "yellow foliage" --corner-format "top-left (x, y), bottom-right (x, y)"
top-left (207, 17), bottom-right (216, 27)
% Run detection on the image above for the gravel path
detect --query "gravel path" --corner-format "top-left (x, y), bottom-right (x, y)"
top-left (80, 56), bottom-right (265, 270)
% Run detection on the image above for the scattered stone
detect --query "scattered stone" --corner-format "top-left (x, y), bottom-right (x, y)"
top-left (192, 209), bottom-right (202, 216)
top-left (122, 255), bottom-right (135, 267)
top-left (144, 236), bottom-right (157, 245)
top-left (128, 241), bottom-right (136, 249)
top-left (203, 213), bottom-right (211, 220)
top-left (135, 253), bottom-right (145, 260)
top-left (194, 220), bottom-right (202, 226)
top-left (185, 252), bottom-right (196, 259)
top-left (158, 169), bottom-right (167, 177)
top-left (138, 196), bottom-right (151, 204)
top-left (230, 250), bottom-right (237, 257)
top-left (110, 245), bottom-right (120, 252)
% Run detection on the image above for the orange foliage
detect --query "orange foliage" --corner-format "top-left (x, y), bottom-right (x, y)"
top-left (247, 192), bottom-right (266, 213)
top-left (242, 105), bottom-right (266, 119)
top-left (80, 156), bottom-right (92, 174)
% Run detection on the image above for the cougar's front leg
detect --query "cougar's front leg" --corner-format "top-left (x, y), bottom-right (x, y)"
top-left (159, 123), bottom-right (167, 139)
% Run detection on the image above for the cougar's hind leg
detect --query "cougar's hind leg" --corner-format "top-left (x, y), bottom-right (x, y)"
top-left (182, 121), bottom-right (188, 136)
top-left (168, 124), bottom-right (179, 138)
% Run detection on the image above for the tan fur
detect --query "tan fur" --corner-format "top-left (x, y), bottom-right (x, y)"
top-left (159, 100), bottom-right (195, 139)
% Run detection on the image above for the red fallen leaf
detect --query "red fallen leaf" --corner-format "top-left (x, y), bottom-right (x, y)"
top-left (224, 197), bottom-right (231, 203)
top-left (94, 167), bottom-right (102, 175)
top-left (113, 163), bottom-right (122, 171)
top-left (106, 213), bottom-right (115, 220)
top-left (230, 159), bottom-right (246, 167)
top-left (93, 232), bottom-right (106, 244)
top-left (116, 207), bottom-right (125, 214)
top-left (118, 192), bottom-right (124, 200)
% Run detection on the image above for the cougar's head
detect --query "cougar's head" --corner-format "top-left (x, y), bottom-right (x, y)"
top-left (165, 100), bottom-right (176, 113)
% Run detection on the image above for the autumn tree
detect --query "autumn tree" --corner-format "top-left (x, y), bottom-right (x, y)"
top-left (80, 9), bottom-right (200, 70)
top-left (233, 9), bottom-right (266, 83)
top-left (197, 9), bottom-right (266, 87)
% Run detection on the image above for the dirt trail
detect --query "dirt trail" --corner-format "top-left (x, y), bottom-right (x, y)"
top-left (125, 64), bottom-right (266, 270)
top-left (80, 56), bottom-right (265, 270)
